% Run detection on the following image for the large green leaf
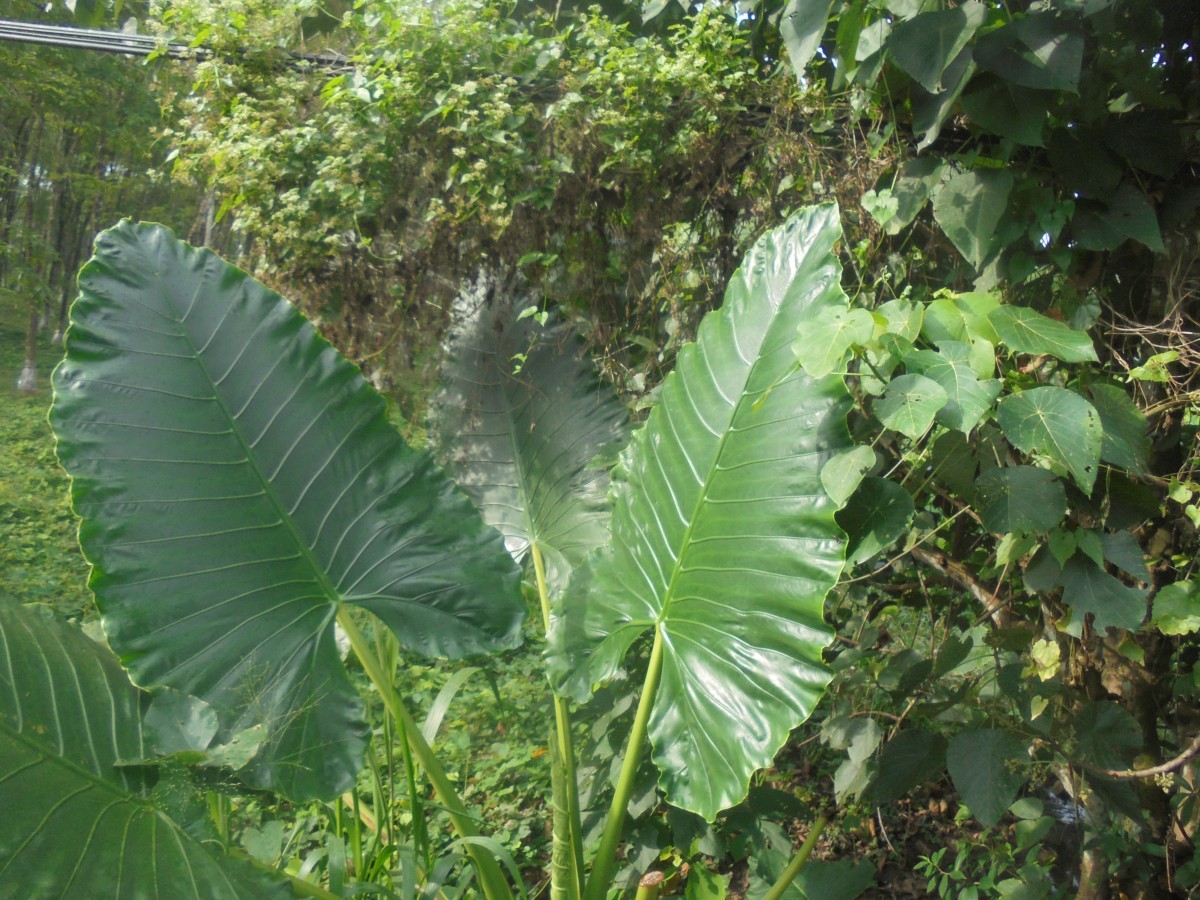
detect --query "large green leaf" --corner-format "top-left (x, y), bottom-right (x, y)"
top-left (875, 373), bottom-right (948, 439)
top-left (904, 345), bottom-right (1000, 433)
top-left (972, 13), bottom-right (1084, 92)
top-left (51, 222), bottom-right (523, 801)
top-left (0, 601), bottom-right (288, 897)
top-left (1088, 383), bottom-right (1149, 474)
top-left (430, 293), bottom-right (627, 593)
top-left (960, 76), bottom-right (1054, 146)
top-left (988, 306), bottom-right (1098, 362)
top-left (995, 386), bottom-right (1102, 493)
top-left (974, 466), bottom-right (1066, 533)
top-left (886, 1), bottom-right (985, 93)
top-left (932, 169), bottom-right (1015, 270)
top-left (779, 0), bottom-right (835, 83)
top-left (550, 205), bottom-right (853, 820)
top-left (838, 476), bottom-right (914, 566)
top-left (946, 729), bottom-right (1027, 826)
top-left (1061, 556), bottom-right (1147, 634)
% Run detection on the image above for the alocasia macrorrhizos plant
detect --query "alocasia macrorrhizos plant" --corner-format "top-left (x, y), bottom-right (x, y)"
top-left (49, 221), bottom-right (525, 803)
top-left (549, 203), bottom-right (855, 894)
top-left (33, 204), bottom-right (858, 896)
top-left (430, 286), bottom-right (630, 897)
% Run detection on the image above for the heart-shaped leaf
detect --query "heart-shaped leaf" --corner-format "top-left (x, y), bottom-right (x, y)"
top-left (51, 222), bottom-right (523, 801)
top-left (876, 373), bottom-right (948, 439)
top-left (947, 729), bottom-right (1027, 826)
top-left (996, 386), bottom-right (1102, 493)
top-left (550, 204), bottom-right (854, 820)
top-left (988, 306), bottom-right (1097, 362)
top-left (974, 466), bottom-right (1066, 533)
top-left (795, 306), bottom-right (875, 379)
top-left (0, 601), bottom-right (288, 897)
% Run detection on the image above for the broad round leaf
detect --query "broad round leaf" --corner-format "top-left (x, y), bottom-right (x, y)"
top-left (821, 445), bottom-right (876, 506)
top-left (0, 601), bottom-right (287, 897)
top-left (996, 386), bottom-right (1102, 494)
top-left (974, 466), bottom-right (1066, 533)
top-left (1150, 580), bottom-right (1200, 636)
top-left (886, 2), bottom-right (985, 93)
top-left (988, 306), bottom-right (1097, 363)
top-left (550, 204), bottom-right (853, 820)
top-left (794, 306), bottom-right (874, 379)
top-left (932, 169), bottom-right (1015, 270)
top-left (51, 222), bottom-right (523, 801)
top-left (838, 476), bottom-right (915, 566)
top-left (1060, 556), bottom-right (1147, 635)
top-left (947, 729), bottom-right (1027, 826)
top-left (430, 291), bottom-right (627, 595)
top-left (904, 346), bottom-right (1001, 433)
top-left (876, 373), bottom-right (948, 439)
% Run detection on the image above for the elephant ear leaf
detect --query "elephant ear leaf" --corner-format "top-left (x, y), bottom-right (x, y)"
top-left (0, 600), bottom-right (288, 897)
top-left (50, 222), bottom-right (523, 801)
top-left (549, 204), bottom-right (854, 820)
top-left (430, 287), bottom-right (628, 595)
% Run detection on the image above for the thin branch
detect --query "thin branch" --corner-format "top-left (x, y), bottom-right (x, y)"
top-left (1083, 732), bottom-right (1200, 782)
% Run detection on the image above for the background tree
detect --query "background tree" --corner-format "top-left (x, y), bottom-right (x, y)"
top-left (0, 0), bottom-right (199, 390)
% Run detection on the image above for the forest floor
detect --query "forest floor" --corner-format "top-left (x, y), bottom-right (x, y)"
top-left (0, 289), bottom-right (1022, 899)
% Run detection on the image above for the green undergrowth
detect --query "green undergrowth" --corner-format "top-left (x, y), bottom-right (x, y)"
top-left (0, 293), bottom-right (91, 619)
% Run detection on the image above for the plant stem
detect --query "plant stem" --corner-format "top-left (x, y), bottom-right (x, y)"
top-left (761, 814), bottom-right (829, 900)
top-left (582, 628), bottom-right (666, 900)
top-left (337, 606), bottom-right (515, 900)
top-left (531, 542), bottom-right (586, 898)
top-left (634, 871), bottom-right (665, 900)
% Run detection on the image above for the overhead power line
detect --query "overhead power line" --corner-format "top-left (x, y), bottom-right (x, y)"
top-left (0, 18), bottom-right (352, 72)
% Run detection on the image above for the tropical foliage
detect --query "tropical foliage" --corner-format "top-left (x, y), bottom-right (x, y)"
top-left (1, 0), bottom-right (1198, 895)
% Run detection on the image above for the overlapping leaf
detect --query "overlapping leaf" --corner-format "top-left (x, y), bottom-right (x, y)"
top-left (996, 386), bottom-right (1102, 493)
top-left (550, 204), bottom-right (853, 820)
top-left (51, 222), bottom-right (523, 801)
top-left (430, 291), bottom-right (627, 594)
top-left (0, 600), bottom-right (288, 897)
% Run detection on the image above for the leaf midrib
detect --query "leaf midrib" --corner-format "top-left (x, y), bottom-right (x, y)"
top-left (168, 249), bottom-right (345, 620)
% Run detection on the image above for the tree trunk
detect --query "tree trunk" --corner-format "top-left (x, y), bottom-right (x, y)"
top-left (16, 305), bottom-right (38, 392)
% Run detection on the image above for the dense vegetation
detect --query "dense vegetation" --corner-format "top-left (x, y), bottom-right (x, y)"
top-left (1, 0), bottom-right (1198, 897)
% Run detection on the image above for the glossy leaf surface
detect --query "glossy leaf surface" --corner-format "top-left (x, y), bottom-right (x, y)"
top-left (551, 204), bottom-right (853, 820)
top-left (51, 222), bottom-right (523, 800)
top-left (0, 601), bottom-right (287, 898)
top-left (431, 292), bottom-right (627, 593)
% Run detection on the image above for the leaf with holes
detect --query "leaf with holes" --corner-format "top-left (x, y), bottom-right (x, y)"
top-left (51, 222), bottom-right (523, 801)
top-left (876, 373), bottom-right (948, 439)
top-left (550, 205), bottom-right (853, 820)
top-left (996, 387), bottom-right (1102, 493)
